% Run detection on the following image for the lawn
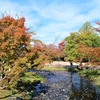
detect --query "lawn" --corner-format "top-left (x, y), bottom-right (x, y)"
top-left (42, 66), bottom-right (68, 71)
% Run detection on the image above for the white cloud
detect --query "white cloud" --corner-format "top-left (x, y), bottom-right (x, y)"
top-left (0, 0), bottom-right (100, 44)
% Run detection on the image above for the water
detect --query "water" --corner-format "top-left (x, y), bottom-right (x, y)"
top-left (33, 70), bottom-right (100, 100)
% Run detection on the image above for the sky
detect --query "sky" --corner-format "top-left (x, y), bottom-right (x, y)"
top-left (0, 0), bottom-right (100, 44)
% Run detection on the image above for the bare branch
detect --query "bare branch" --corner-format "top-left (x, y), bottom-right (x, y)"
top-left (53, 30), bottom-right (64, 45)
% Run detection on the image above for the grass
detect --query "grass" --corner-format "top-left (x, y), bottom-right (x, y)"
top-left (42, 66), bottom-right (68, 71)
top-left (77, 69), bottom-right (100, 88)
top-left (0, 71), bottom-right (45, 100)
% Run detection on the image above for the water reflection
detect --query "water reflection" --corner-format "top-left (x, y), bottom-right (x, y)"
top-left (70, 73), bottom-right (99, 100)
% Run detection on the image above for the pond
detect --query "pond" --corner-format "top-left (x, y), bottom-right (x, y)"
top-left (33, 70), bottom-right (100, 100)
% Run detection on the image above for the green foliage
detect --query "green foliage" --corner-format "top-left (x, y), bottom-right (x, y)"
top-left (79, 22), bottom-right (93, 33)
top-left (17, 72), bottom-right (44, 91)
top-left (78, 69), bottom-right (100, 88)
top-left (64, 32), bottom-right (78, 62)
top-left (21, 72), bottom-right (45, 83)
top-left (0, 72), bottom-right (45, 99)
top-left (64, 22), bottom-right (100, 64)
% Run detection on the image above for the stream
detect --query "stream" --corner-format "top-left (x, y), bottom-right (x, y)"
top-left (32, 70), bottom-right (100, 100)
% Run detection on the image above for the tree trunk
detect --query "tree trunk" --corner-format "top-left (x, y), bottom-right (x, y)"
top-left (78, 60), bottom-right (83, 69)
top-left (69, 61), bottom-right (73, 67)
top-left (79, 61), bottom-right (82, 66)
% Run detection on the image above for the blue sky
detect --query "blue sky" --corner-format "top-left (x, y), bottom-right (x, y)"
top-left (0, 0), bottom-right (100, 44)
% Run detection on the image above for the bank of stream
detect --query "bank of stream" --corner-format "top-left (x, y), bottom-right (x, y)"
top-left (32, 70), bottom-right (100, 100)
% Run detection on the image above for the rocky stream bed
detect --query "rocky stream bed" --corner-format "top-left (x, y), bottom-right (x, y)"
top-left (32, 70), bottom-right (100, 100)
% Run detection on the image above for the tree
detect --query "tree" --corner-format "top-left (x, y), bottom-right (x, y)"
top-left (64, 32), bottom-right (79, 67)
top-left (77, 44), bottom-right (94, 69)
top-left (77, 44), bottom-right (100, 69)
top-left (64, 22), bottom-right (100, 67)
top-left (30, 41), bottom-right (65, 69)
top-left (94, 22), bottom-right (100, 32)
top-left (0, 15), bottom-right (32, 90)
top-left (46, 41), bottom-right (65, 61)
top-left (30, 41), bottom-right (54, 69)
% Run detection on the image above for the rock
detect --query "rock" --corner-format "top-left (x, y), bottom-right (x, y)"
top-left (62, 89), bottom-right (65, 91)
top-left (32, 70), bottom-right (100, 100)
top-left (9, 97), bottom-right (16, 100)
top-left (32, 97), bottom-right (40, 100)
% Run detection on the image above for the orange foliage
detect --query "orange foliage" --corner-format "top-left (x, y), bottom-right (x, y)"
top-left (77, 43), bottom-right (100, 64)
top-left (0, 15), bottom-right (65, 89)
top-left (0, 15), bottom-right (31, 88)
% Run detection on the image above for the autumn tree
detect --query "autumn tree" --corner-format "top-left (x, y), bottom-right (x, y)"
top-left (0, 15), bottom-right (32, 90)
top-left (64, 22), bottom-right (100, 67)
top-left (0, 15), bottom-right (58, 90)
top-left (94, 22), bottom-right (100, 32)
top-left (29, 41), bottom-right (65, 69)
top-left (91, 21), bottom-right (100, 66)
top-left (56, 41), bottom-right (65, 60)
top-left (29, 41), bottom-right (55, 69)
top-left (77, 44), bottom-right (100, 69)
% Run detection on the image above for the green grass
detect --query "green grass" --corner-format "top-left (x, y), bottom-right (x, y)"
top-left (42, 66), bottom-right (68, 71)
top-left (77, 69), bottom-right (100, 88)
top-left (0, 71), bottom-right (45, 100)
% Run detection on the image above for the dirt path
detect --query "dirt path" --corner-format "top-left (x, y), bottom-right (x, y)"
top-left (45, 61), bottom-right (81, 67)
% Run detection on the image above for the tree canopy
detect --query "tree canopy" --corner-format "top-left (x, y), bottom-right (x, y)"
top-left (64, 22), bottom-right (100, 67)
top-left (0, 15), bottom-right (65, 89)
